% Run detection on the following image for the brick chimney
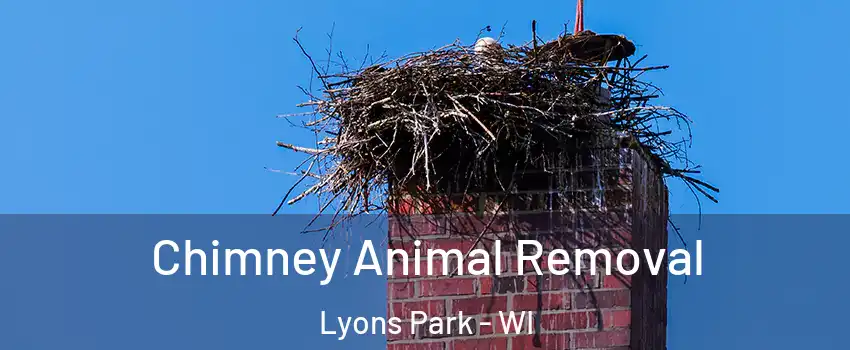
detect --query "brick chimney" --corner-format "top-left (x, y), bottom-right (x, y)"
top-left (386, 145), bottom-right (668, 350)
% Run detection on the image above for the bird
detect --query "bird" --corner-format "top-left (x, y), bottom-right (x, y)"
top-left (472, 37), bottom-right (505, 69)
top-left (474, 37), bottom-right (500, 55)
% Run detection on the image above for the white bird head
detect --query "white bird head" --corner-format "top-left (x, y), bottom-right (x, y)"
top-left (474, 37), bottom-right (500, 55)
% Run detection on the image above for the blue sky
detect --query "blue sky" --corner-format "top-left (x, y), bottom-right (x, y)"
top-left (2, 1), bottom-right (849, 349)
top-left (3, 0), bottom-right (848, 214)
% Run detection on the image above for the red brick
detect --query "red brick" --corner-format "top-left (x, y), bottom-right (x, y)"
top-left (513, 293), bottom-right (570, 311)
top-left (526, 273), bottom-right (596, 292)
top-left (600, 309), bottom-right (631, 328)
top-left (390, 259), bottom-right (444, 279)
top-left (511, 254), bottom-right (570, 275)
top-left (383, 152), bottom-right (672, 349)
top-left (388, 199), bottom-right (416, 215)
top-left (444, 213), bottom-right (512, 234)
top-left (602, 274), bottom-right (631, 289)
top-left (492, 253), bottom-right (510, 274)
top-left (478, 315), bottom-right (506, 335)
top-left (451, 337), bottom-right (508, 350)
top-left (479, 276), bottom-right (494, 295)
top-left (424, 239), bottom-right (477, 253)
top-left (540, 311), bottom-right (591, 331)
top-left (574, 330), bottom-right (630, 348)
top-left (389, 281), bottom-right (416, 300)
top-left (451, 296), bottom-right (508, 316)
top-left (510, 335), bottom-right (536, 349)
top-left (386, 321), bottom-right (416, 342)
top-left (512, 333), bottom-right (570, 350)
top-left (387, 341), bottom-right (445, 350)
top-left (388, 215), bottom-right (446, 237)
top-left (387, 321), bottom-right (415, 341)
top-left (577, 228), bottom-right (633, 247)
top-left (395, 239), bottom-right (478, 259)
top-left (391, 300), bottom-right (446, 319)
top-left (573, 290), bottom-right (630, 309)
top-left (492, 275), bottom-right (526, 294)
top-left (420, 278), bottom-right (475, 297)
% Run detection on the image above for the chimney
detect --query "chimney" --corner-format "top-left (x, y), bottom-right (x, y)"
top-left (281, 29), bottom-right (691, 350)
top-left (386, 144), bottom-right (669, 350)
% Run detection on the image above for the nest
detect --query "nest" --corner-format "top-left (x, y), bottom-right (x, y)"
top-left (277, 30), bottom-right (717, 225)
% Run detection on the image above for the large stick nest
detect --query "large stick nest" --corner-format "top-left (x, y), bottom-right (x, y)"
top-left (277, 30), bottom-right (717, 224)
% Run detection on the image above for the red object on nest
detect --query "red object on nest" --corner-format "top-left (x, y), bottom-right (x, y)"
top-left (574, 0), bottom-right (585, 33)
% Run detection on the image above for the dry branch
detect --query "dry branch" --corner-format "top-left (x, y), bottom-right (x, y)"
top-left (277, 29), bottom-right (717, 229)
